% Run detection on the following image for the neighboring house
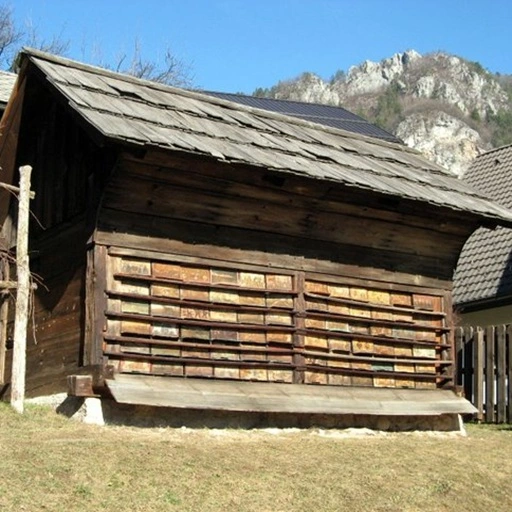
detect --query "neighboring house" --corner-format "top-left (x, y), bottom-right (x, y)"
top-left (0, 70), bottom-right (16, 117)
top-left (454, 144), bottom-right (512, 325)
top-left (2, 49), bottom-right (511, 422)
top-left (202, 91), bottom-right (402, 144)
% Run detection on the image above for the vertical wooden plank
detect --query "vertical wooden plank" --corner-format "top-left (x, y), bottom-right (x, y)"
top-left (0, 74), bottom-right (27, 222)
top-left (84, 248), bottom-right (95, 366)
top-left (485, 325), bottom-right (495, 423)
top-left (293, 272), bottom-right (305, 384)
top-left (40, 104), bottom-right (54, 228)
top-left (474, 327), bottom-right (484, 422)
top-left (0, 260), bottom-right (9, 383)
top-left (441, 290), bottom-right (454, 388)
top-left (91, 245), bottom-right (108, 365)
top-left (496, 325), bottom-right (507, 423)
top-left (463, 326), bottom-right (474, 405)
top-left (54, 108), bottom-right (68, 225)
top-left (454, 326), bottom-right (463, 388)
top-left (507, 326), bottom-right (512, 424)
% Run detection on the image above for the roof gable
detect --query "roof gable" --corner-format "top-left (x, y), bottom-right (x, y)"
top-left (14, 48), bottom-right (512, 228)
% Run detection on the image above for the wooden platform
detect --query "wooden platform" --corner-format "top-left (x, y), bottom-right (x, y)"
top-left (106, 375), bottom-right (477, 416)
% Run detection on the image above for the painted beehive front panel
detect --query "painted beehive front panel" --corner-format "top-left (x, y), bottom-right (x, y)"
top-left (301, 276), bottom-right (447, 389)
top-left (104, 251), bottom-right (297, 384)
top-left (102, 249), bottom-right (449, 389)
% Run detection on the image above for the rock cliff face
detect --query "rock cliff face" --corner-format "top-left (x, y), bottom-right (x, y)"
top-left (395, 112), bottom-right (482, 177)
top-left (257, 51), bottom-right (512, 176)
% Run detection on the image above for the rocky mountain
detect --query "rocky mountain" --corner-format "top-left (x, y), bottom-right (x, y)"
top-left (254, 51), bottom-right (512, 176)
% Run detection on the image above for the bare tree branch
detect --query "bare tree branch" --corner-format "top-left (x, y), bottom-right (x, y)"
top-left (0, 3), bottom-right (194, 87)
top-left (114, 39), bottom-right (194, 87)
top-left (23, 18), bottom-right (70, 57)
top-left (0, 5), bottom-right (23, 68)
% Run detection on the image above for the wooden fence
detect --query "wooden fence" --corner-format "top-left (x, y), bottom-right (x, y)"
top-left (455, 325), bottom-right (512, 423)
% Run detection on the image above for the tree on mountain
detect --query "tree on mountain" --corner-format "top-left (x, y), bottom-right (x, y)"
top-left (373, 80), bottom-right (404, 131)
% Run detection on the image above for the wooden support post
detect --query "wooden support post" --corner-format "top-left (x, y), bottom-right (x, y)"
top-left (10, 165), bottom-right (32, 414)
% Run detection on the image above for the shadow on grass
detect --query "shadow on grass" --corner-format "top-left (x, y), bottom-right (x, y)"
top-left (466, 421), bottom-right (512, 432)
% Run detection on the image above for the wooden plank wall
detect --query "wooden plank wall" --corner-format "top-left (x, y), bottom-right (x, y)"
top-left (98, 153), bottom-right (471, 283)
top-left (1, 77), bottom-right (117, 397)
top-left (455, 325), bottom-right (512, 423)
top-left (1, 221), bottom-right (87, 397)
top-left (15, 80), bottom-right (114, 236)
top-left (92, 151), bottom-right (463, 390)
top-left (101, 248), bottom-right (449, 389)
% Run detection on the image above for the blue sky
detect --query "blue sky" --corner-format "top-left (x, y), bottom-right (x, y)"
top-left (12, 0), bottom-right (512, 93)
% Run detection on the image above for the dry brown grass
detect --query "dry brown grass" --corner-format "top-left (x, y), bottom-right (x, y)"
top-left (1, 403), bottom-right (511, 512)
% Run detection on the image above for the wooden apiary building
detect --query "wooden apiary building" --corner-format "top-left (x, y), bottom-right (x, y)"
top-left (1, 49), bottom-right (509, 422)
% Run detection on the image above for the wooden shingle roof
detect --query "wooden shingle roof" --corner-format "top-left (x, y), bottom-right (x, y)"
top-left (18, 48), bottom-right (512, 227)
top-left (0, 70), bottom-right (16, 108)
top-left (453, 145), bottom-right (512, 306)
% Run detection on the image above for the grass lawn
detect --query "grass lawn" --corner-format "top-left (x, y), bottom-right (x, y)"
top-left (0, 402), bottom-right (511, 511)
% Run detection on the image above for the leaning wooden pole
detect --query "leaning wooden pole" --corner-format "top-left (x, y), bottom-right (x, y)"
top-left (11, 165), bottom-right (32, 414)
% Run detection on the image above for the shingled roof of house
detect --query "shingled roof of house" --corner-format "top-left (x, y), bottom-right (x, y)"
top-left (13, 48), bottom-right (512, 227)
top-left (453, 144), bottom-right (512, 306)
top-left (0, 70), bottom-right (16, 108)
top-left (202, 91), bottom-right (402, 143)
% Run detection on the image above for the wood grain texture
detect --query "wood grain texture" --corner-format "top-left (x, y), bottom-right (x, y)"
top-left (100, 250), bottom-right (452, 389)
top-left (106, 374), bottom-right (477, 415)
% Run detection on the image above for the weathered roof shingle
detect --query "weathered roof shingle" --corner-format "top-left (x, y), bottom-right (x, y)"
top-left (0, 70), bottom-right (16, 107)
top-left (17, 48), bottom-right (512, 227)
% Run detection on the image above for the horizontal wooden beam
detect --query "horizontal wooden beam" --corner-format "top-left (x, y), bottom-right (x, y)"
top-left (103, 334), bottom-right (445, 365)
top-left (0, 281), bottom-right (38, 290)
top-left (104, 334), bottom-right (294, 353)
top-left (113, 272), bottom-right (296, 295)
top-left (105, 309), bottom-right (296, 333)
top-left (67, 365), bottom-right (115, 396)
top-left (0, 182), bottom-right (35, 199)
top-left (104, 349), bottom-right (294, 370)
top-left (106, 374), bottom-right (477, 415)
top-left (107, 290), bottom-right (295, 315)
top-left (67, 374), bottom-right (94, 397)
top-left (304, 291), bottom-right (446, 318)
top-left (0, 281), bottom-right (17, 289)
